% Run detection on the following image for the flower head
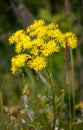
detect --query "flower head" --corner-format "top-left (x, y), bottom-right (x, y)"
top-left (27, 56), bottom-right (46, 71)
top-left (11, 54), bottom-right (28, 74)
top-left (23, 87), bottom-right (30, 95)
top-left (75, 102), bottom-right (83, 109)
top-left (47, 113), bottom-right (52, 120)
top-left (64, 32), bottom-right (77, 48)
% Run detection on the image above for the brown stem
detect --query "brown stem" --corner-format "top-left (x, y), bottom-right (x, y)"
top-left (64, 0), bottom-right (71, 20)
top-left (65, 38), bottom-right (71, 84)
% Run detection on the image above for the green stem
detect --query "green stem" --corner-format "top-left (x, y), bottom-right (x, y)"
top-left (66, 4), bottom-right (76, 123)
top-left (45, 69), bottom-right (56, 130)
top-left (0, 76), bottom-right (6, 113)
top-left (68, 83), bottom-right (72, 130)
top-left (52, 105), bottom-right (56, 130)
top-left (70, 49), bottom-right (75, 122)
top-left (0, 91), bottom-right (3, 113)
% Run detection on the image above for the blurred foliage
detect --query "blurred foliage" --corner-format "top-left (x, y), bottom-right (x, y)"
top-left (38, 9), bottom-right (78, 33)
top-left (0, 0), bottom-right (80, 73)
top-left (24, 0), bottom-right (45, 15)
top-left (0, 0), bottom-right (83, 129)
top-left (0, 0), bottom-right (82, 107)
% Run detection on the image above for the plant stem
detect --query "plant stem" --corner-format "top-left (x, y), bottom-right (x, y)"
top-left (64, 0), bottom-right (76, 123)
top-left (45, 69), bottom-right (56, 130)
top-left (0, 76), bottom-right (6, 113)
top-left (65, 38), bottom-right (72, 130)
top-left (0, 91), bottom-right (3, 113)
top-left (52, 98), bottom-right (56, 130)
top-left (68, 83), bottom-right (72, 130)
top-left (70, 49), bottom-right (75, 122)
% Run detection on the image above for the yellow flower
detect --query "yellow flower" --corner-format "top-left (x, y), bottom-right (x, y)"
top-left (42, 40), bottom-right (60, 57)
top-left (15, 42), bottom-right (23, 53)
top-left (27, 56), bottom-right (46, 71)
top-left (47, 23), bottom-right (58, 30)
top-left (60, 89), bottom-right (65, 96)
top-left (11, 54), bottom-right (28, 74)
top-left (8, 30), bottom-right (25, 44)
top-left (9, 19), bottom-right (77, 73)
top-left (23, 88), bottom-right (30, 95)
top-left (31, 46), bottom-right (39, 56)
top-left (80, 102), bottom-right (83, 107)
top-left (22, 35), bottom-right (32, 50)
top-left (75, 102), bottom-right (83, 109)
top-left (60, 89), bottom-right (65, 93)
top-left (54, 30), bottom-right (65, 46)
top-left (26, 19), bottom-right (45, 33)
top-left (65, 32), bottom-right (77, 48)
top-left (29, 26), bottom-right (47, 38)
top-left (47, 113), bottom-right (52, 120)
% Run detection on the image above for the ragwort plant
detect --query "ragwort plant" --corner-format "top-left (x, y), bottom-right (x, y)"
top-left (8, 20), bottom-right (77, 130)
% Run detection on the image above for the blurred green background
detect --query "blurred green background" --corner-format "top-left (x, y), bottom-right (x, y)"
top-left (0, 0), bottom-right (83, 129)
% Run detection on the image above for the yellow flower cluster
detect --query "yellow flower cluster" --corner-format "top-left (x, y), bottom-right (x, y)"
top-left (8, 20), bottom-right (77, 74)
top-left (64, 32), bottom-right (77, 48)
top-left (75, 102), bottom-right (83, 109)
top-left (47, 113), bottom-right (52, 120)
top-left (11, 54), bottom-right (28, 74)
top-left (23, 87), bottom-right (30, 95)
top-left (27, 56), bottom-right (46, 71)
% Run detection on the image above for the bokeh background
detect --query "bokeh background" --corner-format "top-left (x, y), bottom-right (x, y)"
top-left (0, 0), bottom-right (83, 115)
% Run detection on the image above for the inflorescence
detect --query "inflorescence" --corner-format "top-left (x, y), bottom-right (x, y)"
top-left (8, 20), bottom-right (77, 74)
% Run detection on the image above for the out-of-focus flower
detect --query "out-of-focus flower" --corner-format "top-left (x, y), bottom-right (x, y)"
top-left (60, 89), bottom-right (65, 95)
top-left (47, 113), bottom-right (52, 120)
top-left (23, 87), bottom-right (30, 95)
top-left (75, 102), bottom-right (83, 109)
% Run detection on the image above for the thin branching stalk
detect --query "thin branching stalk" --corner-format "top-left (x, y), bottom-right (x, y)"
top-left (52, 100), bottom-right (56, 130)
top-left (45, 69), bottom-right (56, 130)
